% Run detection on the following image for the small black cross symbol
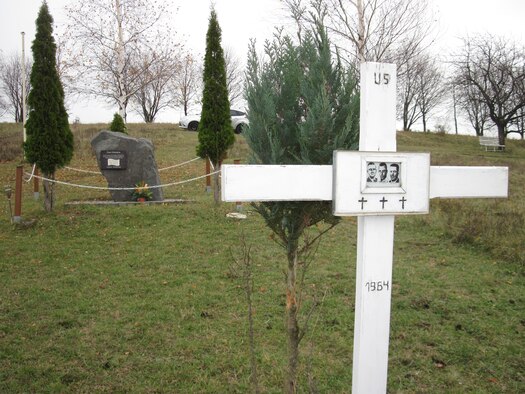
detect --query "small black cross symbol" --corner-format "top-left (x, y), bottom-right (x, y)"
top-left (399, 197), bottom-right (407, 209)
top-left (358, 197), bottom-right (368, 210)
top-left (380, 197), bottom-right (388, 209)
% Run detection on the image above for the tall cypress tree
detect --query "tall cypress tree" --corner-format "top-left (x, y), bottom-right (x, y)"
top-left (196, 9), bottom-right (234, 203)
top-left (245, 23), bottom-right (359, 392)
top-left (24, 1), bottom-right (73, 212)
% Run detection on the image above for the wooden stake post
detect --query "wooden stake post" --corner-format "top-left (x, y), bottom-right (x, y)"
top-left (205, 158), bottom-right (211, 193)
top-left (14, 165), bottom-right (23, 223)
top-left (33, 167), bottom-right (40, 200)
top-left (221, 62), bottom-right (508, 393)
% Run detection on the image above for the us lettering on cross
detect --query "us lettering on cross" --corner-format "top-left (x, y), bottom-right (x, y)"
top-left (221, 62), bottom-right (508, 394)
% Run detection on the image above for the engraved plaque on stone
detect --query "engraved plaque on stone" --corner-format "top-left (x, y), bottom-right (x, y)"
top-left (100, 150), bottom-right (127, 170)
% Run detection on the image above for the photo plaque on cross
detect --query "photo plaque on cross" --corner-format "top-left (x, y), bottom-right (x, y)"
top-left (333, 151), bottom-right (430, 216)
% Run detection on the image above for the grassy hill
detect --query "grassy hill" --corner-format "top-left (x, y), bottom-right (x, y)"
top-left (0, 123), bottom-right (523, 392)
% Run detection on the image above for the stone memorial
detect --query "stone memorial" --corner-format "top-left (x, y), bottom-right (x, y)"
top-left (221, 62), bottom-right (509, 393)
top-left (91, 130), bottom-right (163, 201)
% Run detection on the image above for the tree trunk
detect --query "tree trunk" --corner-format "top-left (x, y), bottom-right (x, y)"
top-left (213, 161), bottom-right (221, 204)
top-left (43, 172), bottom-right (55, 212)
top-left (403, 105), bottom-right (409, 131)
top-left (115, 0), bottom-right (127, 121)
top-left (497, 123), bottom-right (506, 146)
top-left (356, 0), bottom-right (366, 62)
top-left (285, 239), bottom-right (300, 393)
top-left (422, 113), bottom-right (427, 133)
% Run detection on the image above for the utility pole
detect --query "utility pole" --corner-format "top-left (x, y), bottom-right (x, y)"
top-left (21, 31), bottom-right (27, 142)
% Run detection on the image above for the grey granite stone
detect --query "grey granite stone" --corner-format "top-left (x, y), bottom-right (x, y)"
top-left (91, 131), bottom-right (163, 201)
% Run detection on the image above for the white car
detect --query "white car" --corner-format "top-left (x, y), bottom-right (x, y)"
top-left (179, 109), bottom-right (249, 134)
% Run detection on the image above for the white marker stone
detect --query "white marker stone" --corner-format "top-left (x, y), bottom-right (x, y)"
top-left (221, 62), bottom-right (508, 393)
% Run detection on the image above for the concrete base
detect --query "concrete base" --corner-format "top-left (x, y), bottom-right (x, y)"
top-left (65, 199), bottom-right (194, 206)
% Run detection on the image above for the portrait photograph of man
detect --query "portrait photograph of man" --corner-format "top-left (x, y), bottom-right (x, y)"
top-left (367, 162), bottom-right (378, 182)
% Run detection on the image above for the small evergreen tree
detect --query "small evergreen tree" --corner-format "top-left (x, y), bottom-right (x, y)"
top-left (196, 9), bottom-right (234, 203)
top-left (109, 113), bottom-right (126, 133)
top-left (245, 23), bottom-right (359, 392)
top-left (24, 1), bottom-right (73, 212)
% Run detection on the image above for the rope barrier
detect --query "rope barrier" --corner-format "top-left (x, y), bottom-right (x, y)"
top-left (25, 164), bottom-right (37, 183)
top-left (158, 157), bottom-right (200, 171)
top-left (64, 166), bottom-right (101, 174)
top-left (62, 157), bottom-right (201, 174)
top-left (23, 170), bottom-right (221, 191)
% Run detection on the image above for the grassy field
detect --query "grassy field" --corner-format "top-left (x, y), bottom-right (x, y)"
top-left (0, 123), bottom-right (524, 392)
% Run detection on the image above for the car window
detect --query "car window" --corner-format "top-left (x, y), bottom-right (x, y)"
top-left (230, 110), bottom-right (245, 116)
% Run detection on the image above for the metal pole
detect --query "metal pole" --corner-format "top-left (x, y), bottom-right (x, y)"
top-left (21, 32), bottom-right (27, 143)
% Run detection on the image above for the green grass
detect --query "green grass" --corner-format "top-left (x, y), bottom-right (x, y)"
top-left (0, 124), bottom-right (524, 392)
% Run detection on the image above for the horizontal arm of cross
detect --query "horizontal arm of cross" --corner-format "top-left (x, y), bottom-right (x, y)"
top-left (222, 164), bottom-right (508, 202)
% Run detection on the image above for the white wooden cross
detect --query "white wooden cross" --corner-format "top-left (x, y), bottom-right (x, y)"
top-left (221, 62), bottom-right (508, 393)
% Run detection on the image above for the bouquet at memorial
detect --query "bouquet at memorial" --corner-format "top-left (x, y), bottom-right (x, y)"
top-left (131, 181), bottom-right (153, 201)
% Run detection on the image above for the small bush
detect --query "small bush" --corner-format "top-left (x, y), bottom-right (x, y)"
top-left (109, 113), bottom-right (126, 133)
top-left (434, 124), bottom-right (447, 135)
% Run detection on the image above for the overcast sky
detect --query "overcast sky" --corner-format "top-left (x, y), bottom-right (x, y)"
top-left (1, 0), bottom-right (524, 127)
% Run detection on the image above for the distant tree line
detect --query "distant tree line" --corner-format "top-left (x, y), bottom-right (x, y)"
top-left (0, 0), bottom-right (523, 143)
top-left (0, 0), bottom-right (244, 124)
top-left (282, 0), bottom-right (525, 143)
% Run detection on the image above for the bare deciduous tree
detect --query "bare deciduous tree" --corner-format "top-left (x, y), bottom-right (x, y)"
top-left (453, 81), bottom-right (490, 136)
top-left (283, 0), bottom-right (433, 66)
top-left (398, 54), bottom-right (422, 131)
top-left (132, 48), bottom-right (180, 123)
top-left (415, 54), bottom-right (446, 132)
top-left (507, 107), bottom-right (524, 139)
top-left (0, 53), bottom-right (32, 122)
top-left (453, 35), bottom-right (525, 145)
top-left (224, 47), bottom-right (244, 108)
top-left (172, 54), bottom-right (202, 116)
top-left (397, 52), bottom-right (445, 132)
top-left (63, 0), bottom-right (175, 121)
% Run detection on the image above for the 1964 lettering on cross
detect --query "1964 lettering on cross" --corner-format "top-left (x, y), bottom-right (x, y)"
top-left (221, 62), bottom-right (508, 394)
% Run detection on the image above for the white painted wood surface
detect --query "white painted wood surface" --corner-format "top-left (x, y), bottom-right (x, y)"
top-left (352, 62), bottom-right (398, 394)
top-left (430, 166), bottom-right (508, 198)
top-left (221, 165), bottom-right (333, 202)
top-left (222, 164), bottom-right (509, 202)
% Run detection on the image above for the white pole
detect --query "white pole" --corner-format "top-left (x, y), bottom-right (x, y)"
top-left (21, 31), bottom-right (27, 143)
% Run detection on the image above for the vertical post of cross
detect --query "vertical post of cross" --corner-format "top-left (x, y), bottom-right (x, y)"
top-left (352, 62), bottom-right (397, 393)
